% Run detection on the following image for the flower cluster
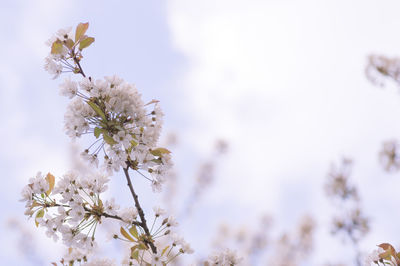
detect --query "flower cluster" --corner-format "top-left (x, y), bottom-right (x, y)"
top-left (117, 206), bottom-right (193, 266)
top-left (61, 74), bottom-right (171, 191)
top-left (44, 23), bottom-right (94, 79)
top-left (44, 23), bottom-right (172, 192)
top-left (21, 171), bottom-right (120, 251)
top-left (206, 249), bottom-right (242, 265)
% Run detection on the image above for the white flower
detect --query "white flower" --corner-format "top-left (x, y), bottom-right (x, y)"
top-left (166, 215), bottom-right (178, 227)
top-left (151, 180), bottom-right (162, 193)
top-left (179, 240), bottom-right (194, 254)
top-left (79, 77), bottom-right (94, 92)
top-left (60, 77), bottom-right (78, 98)
top-left (44, 56), bottom-right (62, 79)
top-left (365, 248), bottom-right (384, 265)
top-left (153, 206), bottom-right (166, 217)
top-left (20, 185), bottom-right (33, 203)
top-left (69, 204), bottom-right (86, 223)
top-left (119, 207), bottom-right (138, 225)
top-left (105, 75), bottom-right (123, 87)
top-left (104, 198), bottom-right (119, 216)
top-left (29, 172), bottom-right (49, 194)
top-left (150, 253), bottom-right (164, 266)
top-left (171, 233), bottom-right (184, 246)
top-left (208, 249), bottom-right (242, 266)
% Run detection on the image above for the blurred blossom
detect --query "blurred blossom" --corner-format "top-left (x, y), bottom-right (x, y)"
top-left (379, 140), bottom-right (400, 172)
top-left (325, 158), bottom-right (369, 266)
top-left (366, 54), bottom-right (400, 86)
top-left (325, 158), bottom-right (358, 201)
top-left (268, 215), bottom-right (315, 266)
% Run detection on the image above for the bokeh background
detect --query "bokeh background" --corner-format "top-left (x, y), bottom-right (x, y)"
top-left (2, 0), bottom-right (400, 265)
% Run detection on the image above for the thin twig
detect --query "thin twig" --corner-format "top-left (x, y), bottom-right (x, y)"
top-left (123, 166), bottom-right (157, 254)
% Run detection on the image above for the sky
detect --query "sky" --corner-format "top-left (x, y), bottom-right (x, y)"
top-left (2, 0), bottom-right (400, 265)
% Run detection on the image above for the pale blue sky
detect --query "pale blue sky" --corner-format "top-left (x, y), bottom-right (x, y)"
top-left (3, 0), bottom-right (400, 265)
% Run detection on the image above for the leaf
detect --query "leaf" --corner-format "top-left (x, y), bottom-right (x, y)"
top-left (103, 133), bottom-right (117, 145)
top-left (87, 101), bottom-right (106, 121)
top-left (137, 243), bottom-right (147, 250)
top-left (131, 250), bottom-right (139, 260)
top-left (379, 243), bottom-right (398, 262)
top-left (65, 38), bottom-right (75, 49)
top-left (130, 245), bottom-right (139, 260)
top-left (150, 147), bottom-right (171, 157)
top-left (120, 227), bottom-right (134, 242)
top-left (75, 22), bottom-right (89, 42)
top-left (51, 40), bottom-right (63, 54)
top-left (79, 37), bottom-right (95, 50)
top-left (151, 158), bottom-right (162, 164)
top-left (31, 200), bottom-right (41, 208)
top-left (94, 127), bottom-right (102, 138)
top-left (98, 199), bottom-right (103, 209)
top-left (161, 245), bottom-right (170, 256)
top-left (45, 173), bottom-right (55, 195)
top-left (35, 209), bottom-right (44, 227)
top-left (129, 226), bottom-right (139, 239)
top-left (130, 139), bottom-right (138, 147)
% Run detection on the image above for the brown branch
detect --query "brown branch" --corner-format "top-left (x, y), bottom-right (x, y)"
top-left (70, 49), bottom-right (86, 78)
top-left (73, 56), bottom-right (86, 77)
top-left (44, 202), bottom-right (141, 227)
top-left (123, 166), bottom-right (157, 254)
top-left (83, 206), bottom-right (141, 227)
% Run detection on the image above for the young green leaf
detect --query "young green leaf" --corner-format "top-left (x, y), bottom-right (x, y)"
top-left (65, 39), bottom-right (75, 49)
top-left (45, 173), bottom-right (55, 196)
top-left (94, 127), bottom-right (102, 138)
top-left (75, 22), bottom-right (89, 42)
top-left (79, 37), bottom-right (95, 50)
top-left (120, 227), bottom-right (134, 242)
top-left (161, 245), bottom-right (170, 256)
top-left (150, 147), bottom-right (171, 157)
top-left (129, 226), bottom-right (139, 239)
top-left (87, 101), bottom-right (106, 121)
top-left (103, 133), bottom-right (117, 145)
top-left (35, 209), bottom-right (45, 227)
top-left (51, 40), bottom-right (63, 54)
top-left (131, 250), bottom-right (139, 260)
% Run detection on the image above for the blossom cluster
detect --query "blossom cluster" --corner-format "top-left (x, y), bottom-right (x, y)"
top-left (206, 249), bottom-right (242, 265)
top-left (61, 74), bottom-right (171, 191)
top-left (117, 206), bottom-right (194, 266)
top-left (44, 23), bottom-right (94, 79)
top-left (20, 171), bottom-right (194, 265)
top-left (21, 171), bottom-right (117, 250)
top-left (44, 22), bottom-right (172, 192)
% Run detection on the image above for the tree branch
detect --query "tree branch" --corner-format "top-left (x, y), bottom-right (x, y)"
top-left (45, 202), bottom-right (141, 227)
top-left (123, 166), bottom-right (157, 254)
top-left (73, 56), bottom-right (86, 77)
